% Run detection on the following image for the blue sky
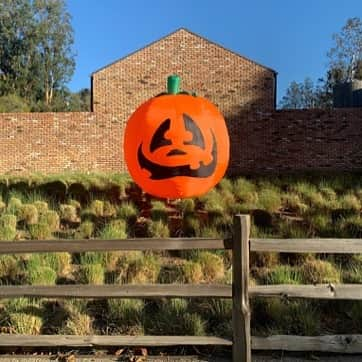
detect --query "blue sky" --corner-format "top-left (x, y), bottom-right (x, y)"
top-left (67, 0), bottom-right (362, 104)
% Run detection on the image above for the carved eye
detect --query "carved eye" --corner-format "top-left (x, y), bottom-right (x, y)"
top-left (150, 119), bottom-right (172, 152)
top-left (183, 113), bottom-right (205, 149)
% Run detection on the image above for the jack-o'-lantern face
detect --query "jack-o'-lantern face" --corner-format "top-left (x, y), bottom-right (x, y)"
top-left (124, 87), bottom-right (229, 199)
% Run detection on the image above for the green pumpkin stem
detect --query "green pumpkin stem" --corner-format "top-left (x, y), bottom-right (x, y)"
top-left (167, 75), bottom-right (181, 94)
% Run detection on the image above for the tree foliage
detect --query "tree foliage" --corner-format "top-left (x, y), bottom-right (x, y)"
top-left (0, 0), bottom-right (75, 110)
top-left (279, 78), bottom-right (327, 109)
top-left (327, 17), bottom-right (362, 82)
top-left (280, 17), bottom-right (362, 109)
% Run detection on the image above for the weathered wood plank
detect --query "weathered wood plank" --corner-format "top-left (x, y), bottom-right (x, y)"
top-left (251, 238), bottom-right (362, 253)
top-left (0, 238), bottom-right (231, 254)
top-left (0, 335), bottom-right (232, 347)
top-left (0, 284), bottom-right (232, 299)
top-left (233, 215), bottom-right (251, 362)
top-left (252, 334), bottom-right (362, 353)
top-left (250, 284), bottom-right (362, 300)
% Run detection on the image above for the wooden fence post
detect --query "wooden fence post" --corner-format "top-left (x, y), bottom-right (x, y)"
top-left (232, 214), bottom-right (251, 362)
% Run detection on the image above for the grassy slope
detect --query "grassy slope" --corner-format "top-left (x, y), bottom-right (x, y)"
top-left (0, 172), bottom-right (361, 337)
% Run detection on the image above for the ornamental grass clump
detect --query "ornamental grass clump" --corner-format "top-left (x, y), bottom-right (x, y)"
top-left (26, 252), bottom-right (71, 276)
top-left (218, 178), bottom-right (236, 207)
top-left (28, 266), bottom-right (57, 285)
top-left (182, 260), bottom-right (203, 283)
top-left (79, 264), bottom-right (105, 285)
top-left (118, 201), bottom-right (138, 221)
top-left (256, 187), bottom-right (282, 213)
top-left (62, 311), bottom-right (94, 335)
top-left (233, 177), bottom-right (257, 205)
top-left (103, 201), bottom-right (117, 217)
top-left (182, 214), bottom-right (200, 237)
top-left (260, 298), bottom-right (320, 336)
top-left (88, 200), bottom-right (104, 218)
top-left (175, 198), bottom-right (195, 215)
top-left (198, 225), bottom-right (221, 238)
top-left (278, 220), bottom-right (309, 238)
top-left (343, 261), bottom-right (362, 283)
top-left (337, 215), bottom-right (362, 238)
top-left (18, 204), bottom-right (39, 225)
top-left (40, 210), bottom-right (60, 232)
top-left (99, 219), bottom-right (127, 239)
top-left (150, 299), bottom-right (206, 336)
top-left (281, 193), bottom-right (308, 214)
top-left (33, 201), bottom-right (49, 215)
top-left (150, 200), bottom-right (168, 222)
top-left (148, 219), bottom-right (170, 238)
top-left (6, 298), bottom-right (42, 335)
top-left (0, 214), bottom-right (17, 240)
top-left (59, 204), bottom-right (79, 223)
top-left (0, 255), bottom-right (18, 281)
top-left (193, 251), bottom-right (225, 282)
top-left (201, 189), bottom-right (225, 215)
top-left (7, 196), bottom-right (22, 215)
top-left (9, 312), bottom-right (43, 335)
top-left (79, 251), bottom-right (106, 266)
top-left (122, 254), bottom-right (161, 284)
top-left (301, 258), bottom-right (341, 284)
top-left (77, 220), bottom-right (94, 239)
top-left (266, 265), bottom-right (303, 285)
top-left (339, 193), bottom-right (361, 213)
top-left (0, 198), bottom-right (6, 214)
top-left (107, 299), bottom-right (144, 334)
top-left (28, 221), bottom-right (52, 240)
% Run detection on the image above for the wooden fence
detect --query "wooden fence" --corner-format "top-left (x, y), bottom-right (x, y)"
top-left (0, 215), bottom-right (362, 361)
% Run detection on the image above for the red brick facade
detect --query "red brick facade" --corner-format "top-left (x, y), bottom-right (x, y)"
top-left (91, 28), bottom-right (277, 120)
top-left (0, 109), bottom-right (361, 175)
top-left (0, 113), bottom-right (126, 174)
top-left (228, 109), bottom-right (362, 175)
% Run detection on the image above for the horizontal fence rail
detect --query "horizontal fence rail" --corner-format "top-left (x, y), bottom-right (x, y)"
top-left (251, 238), bottom-right (362, 253)
top-left (250, 284), bottom-right (362, 300)
top-left (0, 238), bottom-right (232, 254)
top-left (1, 237), bottom-right (360, 255)
top-left (252, 335), bottom-right (362, 354)
top-left (1, 283), bottom-right (361, 300)
top-left (0, 335), bottom-right (232, 348)
top-left (0, 284), bottom-right (232, 299)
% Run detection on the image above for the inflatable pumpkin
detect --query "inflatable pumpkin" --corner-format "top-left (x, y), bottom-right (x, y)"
top-left (124, 75), bottom-right (229, 199)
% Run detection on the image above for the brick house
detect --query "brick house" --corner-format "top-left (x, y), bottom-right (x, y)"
top-left (91, 28), bottom-right (277, 122)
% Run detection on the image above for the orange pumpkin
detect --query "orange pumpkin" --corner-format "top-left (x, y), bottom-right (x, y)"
top-left (124, 76), bottom-right (229, 199)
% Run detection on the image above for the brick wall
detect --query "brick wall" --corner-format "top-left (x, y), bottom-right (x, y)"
top-left (92, 29), bottom-right (276, 121)
top-left (228, 108), bottom-right (362, 175)
top-left (0, 112), bottom-right (126, 174)
top-left (0, 108), bottom-right (361, 176)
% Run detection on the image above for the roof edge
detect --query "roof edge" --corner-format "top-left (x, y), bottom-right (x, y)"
top-left (92, 28), bottom-right (187, 75)
top-left (92, 27), bottom-right (277, 75)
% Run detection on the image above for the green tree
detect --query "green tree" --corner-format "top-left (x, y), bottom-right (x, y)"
top-left (280, 17), bottom-right (362, 109)
top-left (0, 94), bottom-right (30, 112)
top-left (327, 17), bottom-right (362, 82)
top-left (279, 78), bottom-right (318, 109)
top-left (68, 88), bottom-right (91, 111)
top-left (0, 0), bottom-right (75, 109)
top-left (32, 0), bottom-right (75, 106)
top-left (0, 0), bottom-right (36, 98)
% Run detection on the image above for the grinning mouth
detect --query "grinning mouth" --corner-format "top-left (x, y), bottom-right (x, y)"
top-left (137, 133), bottom-right (218, 180)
